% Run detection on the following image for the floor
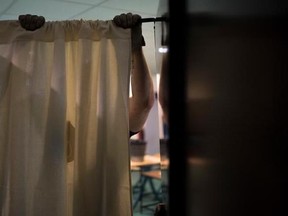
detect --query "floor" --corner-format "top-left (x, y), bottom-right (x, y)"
top-left (131, 169), bottom-right (168, 216)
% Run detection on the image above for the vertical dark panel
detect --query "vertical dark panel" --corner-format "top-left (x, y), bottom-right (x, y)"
top-left (160, 1), bottom-right (288, 216)
top-left (168, 0), bottom-right (188, 215)
top-left (186, 11), bottom-right (288, 216)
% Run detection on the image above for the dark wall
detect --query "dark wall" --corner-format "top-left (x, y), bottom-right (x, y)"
top-left (166, 0), bottom-right (288, 216)
top-left (186, 15), bottom-right (288, 216)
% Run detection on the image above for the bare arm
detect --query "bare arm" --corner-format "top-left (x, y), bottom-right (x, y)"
top-left (114, 13), bottom-right (154, 133)
top-left (129, 48), bottom-right (154, 133)
top-left (159, 52), bottom-right (169, 124)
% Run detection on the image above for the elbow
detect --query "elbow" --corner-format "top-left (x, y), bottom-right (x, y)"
top-left (159, 93), bottom-right (169, 122)
top-left (139, 90), bottom-right (155, 112)
top-left (159, 93), bottom-right (168, 113)
top-left (143, 91), bottom-right (155, 112)
top-left (130, 88), bottom-right (155, 115)
top-left (129, 92), bottom-right (155, 132)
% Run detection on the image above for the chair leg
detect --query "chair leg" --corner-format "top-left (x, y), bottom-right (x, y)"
top-left (139, 177), bottom-right (149, 213)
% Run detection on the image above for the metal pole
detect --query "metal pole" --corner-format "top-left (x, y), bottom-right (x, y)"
top-left (140, 17), bottom-right (168, 23)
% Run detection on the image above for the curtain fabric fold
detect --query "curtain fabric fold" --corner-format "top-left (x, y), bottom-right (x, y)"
top-left (0, 20), bottom-right (132, 216)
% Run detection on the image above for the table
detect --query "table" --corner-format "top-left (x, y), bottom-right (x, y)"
top-left (130, 154), bottom-right (169, 211)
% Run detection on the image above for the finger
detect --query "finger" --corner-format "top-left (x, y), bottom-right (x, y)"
top-left (18, 14), bottom-right (30, 26)
top-left (31, 15), bottom-right (38, 26)
top-left (24, 15), bottom-right (36, 30)
top-left (18, 15), bottom-right (25, 22)
top-left (113, 15), bottom-right (122, 26)
top-left (120, 13), bottom-right (128, 28)
top-left (132, 14), bottom-right (141, 25)
top-left (113, 15), bottom-right (120, 25)
top-left (36, 16), bottom-right (45, 28)
top-left (113, 14), bottom-right (127, 28)
top-left (24, 14), bottom-right (32, 23)
top-left (27, 23), bottom-right (36, 31)
top-left (126, 13), bottom-right (133, 27)
top-left (21, 14), bottom-right (32, 28)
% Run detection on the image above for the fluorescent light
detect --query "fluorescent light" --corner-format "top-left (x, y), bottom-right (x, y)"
top-left (158, 47), bottom-right (168, 53)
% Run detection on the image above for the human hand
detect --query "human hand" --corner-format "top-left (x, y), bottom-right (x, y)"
top-left (113, 13), bottom-right (145, 50)
top-left (18, 14), bottom-right (45, 31)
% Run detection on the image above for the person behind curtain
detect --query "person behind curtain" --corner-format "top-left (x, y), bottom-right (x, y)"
top-left (17, 13), bottom-right (167, 216)
top-left (18, 13), bottom-right (154, 137)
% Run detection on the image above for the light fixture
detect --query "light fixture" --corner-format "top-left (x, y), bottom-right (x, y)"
top-left (158, 47), bottom-right (168, 53)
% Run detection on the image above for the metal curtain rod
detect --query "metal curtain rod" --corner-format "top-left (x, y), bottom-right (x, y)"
top-left (140, 17), bottom-right (168, 23)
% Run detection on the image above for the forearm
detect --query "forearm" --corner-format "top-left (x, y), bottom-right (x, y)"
top-left (129, 48), bottom-right (154, 132)
top-left (130, 48), bottom-right (154, 109)
top-left (159, 53), bottom-right (169, 123)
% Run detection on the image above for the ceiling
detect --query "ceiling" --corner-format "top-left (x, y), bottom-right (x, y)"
top-left (0, 0), bottom-right (161, 75)
top-left (0, 0), bottom-right (160, 21)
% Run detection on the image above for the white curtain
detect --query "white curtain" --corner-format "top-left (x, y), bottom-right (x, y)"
top-left (0, 20), bottom-right (132, 216)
